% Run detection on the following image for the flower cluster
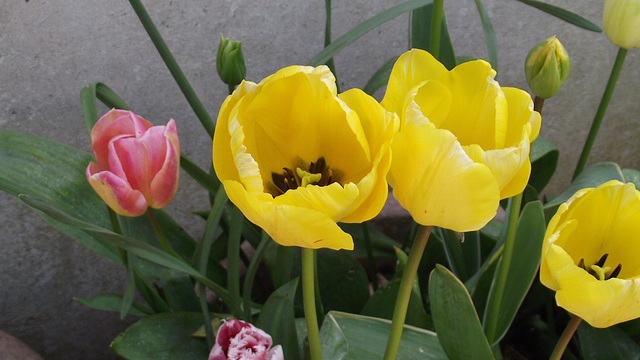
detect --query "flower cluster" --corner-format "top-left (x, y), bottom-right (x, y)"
top-left (209, 319), bottom-right (283, 360)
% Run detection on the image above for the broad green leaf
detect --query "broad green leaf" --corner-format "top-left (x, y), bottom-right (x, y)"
top-left (429, 265), bottom-right (494, 360)
top-left (578, 323), bottom-right (640, 360)
top-left (319, 311), bottom-right (447, 360)
top-left (363, 56), bottom-right (399, 96)
top-left (0, 131), bottom-right (121, 264)
top-left (544, 162), bottom-right (624, 220)
top-left (74, 292), bottom-right (152, 317)
top-left (623, 168), bottom-right (640, 189)
top-left (111, 312), bottom-right (209, 360)
top-left (482, 201), bottom-right (545, 345)
top-left (361, 248), bottom-right (433, 330)
top-left (121, 252), bottom-right (137, 319)
top-left (160, 269), bottom-right (201, 312)
top-left (474, 0), bottom-right (498, 70)
top-left (516, 0), bottom-right (602, 32)
top-left (409, 4), bottom-right (457, 69)
top-left (529, 137), bottom-right (559, 193)
top-left (308, 0), bottom-right (433, 66)
top-left (257, 279), bottom-right (301, 360)
top-left (314, 249), bottom-right (370, 314)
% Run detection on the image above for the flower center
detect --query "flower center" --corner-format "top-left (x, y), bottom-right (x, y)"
top-left (270, 157), bottom-right (338, 196)
top-left (578, 253), bottom-right (622, 281)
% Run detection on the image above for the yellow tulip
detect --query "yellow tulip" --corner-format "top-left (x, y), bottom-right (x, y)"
top-left (604, 0), bottom-right (640, 49)
top-left (213, 65), bottom-right (397, 250)
top-left (541, 180), bottom-right (640, 328)
top-left (381, 49), bottom-right (540, 231)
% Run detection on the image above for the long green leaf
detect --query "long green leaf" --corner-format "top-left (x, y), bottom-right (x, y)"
top-left (482, 201), bottom-right (545, 345)
top-left (529, 137), bottom-right (559, 193)
top-left (256, 279), bottom-right (300, 360)
top-left (308, 0), bottom-right (433, 66)
top-left (429, 265), bottom-right (494, 360)
top-left (578, 323), bottom-right (640, 360)
top-left (474, 0), bottom-right (498, 70)
top-left (319, 311), bottom-right (447, 359)
top-left (363, 56), bottom-right (399, 96)
top-left (74, 292), bottom-right (153, 317)
top-left (516, 0), bottom-right (602, 32)
top-left (409, 4), bottom-right (456, 69)
top-left (18, 195), bottom-right (240, 315)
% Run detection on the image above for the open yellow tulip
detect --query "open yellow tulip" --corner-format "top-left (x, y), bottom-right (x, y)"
top-left (213, 65), bottom-right (397, 250)
top-left (541, 180), bottom-right (640, 328)
top-left (381, 49), bottom-right (540, 231)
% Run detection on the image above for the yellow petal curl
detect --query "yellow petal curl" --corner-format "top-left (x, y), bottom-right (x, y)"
top-left (540, 180), bottom-right (640, 328)
top-left (213, 65), bottom-right (396, 250)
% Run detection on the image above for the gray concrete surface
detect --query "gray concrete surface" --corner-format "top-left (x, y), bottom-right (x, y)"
top-left (1, 1), bottom-right (638, 359)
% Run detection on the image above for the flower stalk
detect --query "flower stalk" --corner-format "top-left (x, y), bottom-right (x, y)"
top-left (302, 248), bottom-right (322, 360)
top-left (573, 47), bottom-right (628, 179)
top-left (147, 208), bottom-right (181, 259)
top-left (549, 315), bottom-right (582, 360)
top-left (429, 0), bottom-right (444, 60)
top-left (383, 225), bottom-right (433, 360)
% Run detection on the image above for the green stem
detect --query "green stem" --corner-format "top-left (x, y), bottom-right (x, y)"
top-left (147, 208), bottom-right (181, 259)
top-left (429, 0), bottom-right (444, 59)
top-left (228, 84), bottom-right (235, 96)
top-left (549, 316), bottom-right (582, 360)
top-left (313, 250), bottom-right (325, 325)
top-left (383, 225), bottom-right (433, 360)
top-left (199, 283), bottom-right (214, 348)
top-left (243, 232), bottom-right (271, 321)
top-left (227, 207), bottom-right (244, 316)
top-left (128, 0), bottom-right (215, 138)
top-left (573, 47), bottom-right (628, 179)
top-left (484, 192), bottom-right (523, 343)
top-left (534, 96), bottom-right (545, 114)
top-left (302, 248), bottom-right (322, 360)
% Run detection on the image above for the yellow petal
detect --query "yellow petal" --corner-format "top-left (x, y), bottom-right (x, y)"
top-left (389, 124), bottom-right (500, 231)
top-left (213, 81), bottom-right (258, 183)
top-left (381, 49), bottom-right (449, 117)
top-left (502, 87), bottom-right (541, 146)
top-left (235, 69), bottom-right (370, 185)
top-left (223, 180), bottom-right (353, 250)
top-left (556, 277), bottom-right (640, 328)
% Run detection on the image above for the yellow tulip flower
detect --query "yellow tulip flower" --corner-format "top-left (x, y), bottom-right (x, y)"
top-left (381, 49), bottom-right (540, 231)
top-left (604, 0), bottom-right (640, 49)
top-left (541, 180), bottom-right (640, 328)
top-left (213, 65), bottom-right (397, 250)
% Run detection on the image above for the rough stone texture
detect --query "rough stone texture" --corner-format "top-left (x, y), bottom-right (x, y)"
top-left (1, 1), bottom-right (639, 359)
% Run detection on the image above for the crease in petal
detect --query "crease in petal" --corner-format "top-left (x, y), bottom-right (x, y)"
top-left (389, 124), bottom-right (500, 231)
top-left (274, 182), bottom-right (360, 222)
top-left (148, 135), bottom-right (180, 209)
top-left (229, 115), bottom-right (264, 194)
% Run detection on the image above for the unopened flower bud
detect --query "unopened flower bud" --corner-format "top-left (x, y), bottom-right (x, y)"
top-left (217, 35), bottom-right (246, 87)
top-left (603, 0), bottom-right (640, 49)
top-left (525, 36), bottom-right (570, 99)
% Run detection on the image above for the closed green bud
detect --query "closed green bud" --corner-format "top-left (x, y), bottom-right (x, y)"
top-left (217, 35), bottom-right (246, 87)
top-left (525, 36), bottom-right (570, 99)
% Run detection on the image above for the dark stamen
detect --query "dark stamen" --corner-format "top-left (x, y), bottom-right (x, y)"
top-left (578, 258), bottom-right (586, 270)
top-left (270, 157), bottom-right (338, 196)
top-left (609, 264), bottom-right (622, 279)
top-left (596, 253), bottom-right (609, 267)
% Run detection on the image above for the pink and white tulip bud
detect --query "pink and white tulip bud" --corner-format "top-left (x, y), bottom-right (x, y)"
top-left (209, 319), bottom-right (284, 360)
top-left (86, 109), bottom-right (180, 217)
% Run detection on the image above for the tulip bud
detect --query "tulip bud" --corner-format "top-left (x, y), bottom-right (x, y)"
top-left (217, 35), bottom-right (246, 87)
top-left (524, 36), bottom-right (570, 99)
top-left (86, 109), bottom-right (180, 217)
top-left (603, 0), bottom-right (640, 49)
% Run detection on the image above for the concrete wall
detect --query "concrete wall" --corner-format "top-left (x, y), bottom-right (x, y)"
top-left (1, 1), bottom-right (638, 359)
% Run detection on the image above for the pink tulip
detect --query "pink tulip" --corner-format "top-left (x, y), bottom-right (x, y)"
top-left (209, 319), bottom-right (284, 360)
top-left (86, 109), bottom-right (180, 217)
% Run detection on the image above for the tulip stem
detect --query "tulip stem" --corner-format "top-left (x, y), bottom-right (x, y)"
top-left (302, 248), bottom-right (322, 360)
top-left (128, 0), bottom-right (216, 138)
top-left (430, 0), bottom-right (444, 59)
top-left (573, 47), bottom-right (628, 179)
top-left (484, 192), bottom-right (522, 344)
top-left (534, 96), bottom-right (545, 114)
top-left (383, 225), bottom-right (433, 360)
top-left (549, 315), bottom-right (582, 360)
top-left (147, 208), bottom-right (182, 259)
